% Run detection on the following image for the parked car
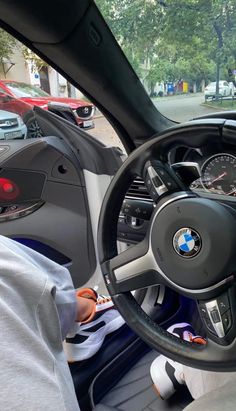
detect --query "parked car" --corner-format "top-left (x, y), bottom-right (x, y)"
top-left (0, 80), bottom-right (95, 129)
top-left (0, 89), bottom-right (41, 138)
top-left (0, 109), bottom-right (27, 139)
top-left (204, 80), bottom-right (232, 99)
top-left (0, 87), bottom-right (89, 138)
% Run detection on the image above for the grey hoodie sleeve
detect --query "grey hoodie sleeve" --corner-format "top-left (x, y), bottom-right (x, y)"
top-left (0, 235), bottom-right (80, 411)
top-left (0, 235), bottom-right (77, 340)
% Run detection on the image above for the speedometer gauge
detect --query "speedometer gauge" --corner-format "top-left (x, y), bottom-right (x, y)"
top-left (201, 153), bottom-right (236, 195)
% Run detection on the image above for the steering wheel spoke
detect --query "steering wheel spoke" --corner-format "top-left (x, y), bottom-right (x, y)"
top-left (197, 285), bottom-right (236, 346)
top-left (142, 159), bottom-right (188, 202)
top-left (102, 239), bottom-right (163, 294)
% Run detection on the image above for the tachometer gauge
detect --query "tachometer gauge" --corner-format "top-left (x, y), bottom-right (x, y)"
top-left (201, 153), bottom-right (236, 195)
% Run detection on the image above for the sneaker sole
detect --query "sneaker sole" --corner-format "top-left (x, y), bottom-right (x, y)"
top-left (65, 314), bottom-right (125, 362)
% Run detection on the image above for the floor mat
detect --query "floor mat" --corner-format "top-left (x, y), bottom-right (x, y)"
top-left (99, 350), bottom-right (193, 411)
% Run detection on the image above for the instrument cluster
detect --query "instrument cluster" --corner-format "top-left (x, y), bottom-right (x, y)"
top-left (189, 153), bottom-right (236, 196)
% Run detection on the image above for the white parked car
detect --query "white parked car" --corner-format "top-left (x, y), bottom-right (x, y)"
top-left (0, 110), bottom-right (27, 140)
top-left (204, 80), bottom-right (232, 100)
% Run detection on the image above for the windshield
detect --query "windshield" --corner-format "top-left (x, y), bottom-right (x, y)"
top-left (5, 82), bottom-right (50, 98)
top-left (95, 0), bottom-right (236, 122)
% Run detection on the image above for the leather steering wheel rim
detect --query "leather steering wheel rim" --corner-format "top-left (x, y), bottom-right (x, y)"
top-left (98, 118), bottom-right (236, 371)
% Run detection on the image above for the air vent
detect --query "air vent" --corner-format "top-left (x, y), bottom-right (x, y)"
top-left (126, 177), bottom-right (152, 201)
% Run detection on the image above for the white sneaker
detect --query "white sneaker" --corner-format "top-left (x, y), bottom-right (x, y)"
top-left (150, 355), bottom-right (185, 400)
top-left (64, 288), bottom-right (125, 362)
top-left (150, 322), bottom-right (206, 400)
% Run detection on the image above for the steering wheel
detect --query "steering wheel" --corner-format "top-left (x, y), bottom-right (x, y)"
top-left (98, 118), bottom-right (236, 372)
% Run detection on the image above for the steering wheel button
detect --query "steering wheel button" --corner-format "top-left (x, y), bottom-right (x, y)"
top-left (145, 176), bottom-right (152, 186)
top-left (153, 175), bottom-right (162, 187)
top-left (150, 188), bottom-right (159, 200)
top-left (210, 309), bottom-right (221, 323)
top-left (217, 293), bottom-right (230, 315)
top-left (222, 310), bottom-right (232, 332)
top-left (156, 168), bottom-right (178, 190)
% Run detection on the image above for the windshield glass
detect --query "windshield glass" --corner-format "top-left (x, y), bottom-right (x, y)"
top-left (95, 0), bottom-right (236, 122)
top-left (5, 82), bottom-right (50, 98)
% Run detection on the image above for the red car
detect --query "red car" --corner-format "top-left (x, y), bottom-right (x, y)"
top-left (0, 80), bottom-right (95, 130)
top-left (0, 86), bottom-right (40, 138)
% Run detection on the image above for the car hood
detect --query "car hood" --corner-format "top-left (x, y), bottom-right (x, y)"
top-left (20, 96), bottom-right (92, 110)
top-left (0, 109), bottom-right (19, 119)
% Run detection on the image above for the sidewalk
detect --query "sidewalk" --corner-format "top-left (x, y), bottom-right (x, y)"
top-left (152, 92), bottom-right (204, 103)
top-left (202, 97), bottom-right (236, 111)
top-left (94, 107), bottom-right (103, 119)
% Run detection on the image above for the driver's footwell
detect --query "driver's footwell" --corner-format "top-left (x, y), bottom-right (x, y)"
top-left (96, 350), bottom-right (193, 411)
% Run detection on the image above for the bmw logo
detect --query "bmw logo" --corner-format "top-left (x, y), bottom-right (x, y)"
top-left (173, 228), bottom-right (201, 258)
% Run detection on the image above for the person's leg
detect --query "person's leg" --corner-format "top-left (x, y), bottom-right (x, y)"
top-left (150, 322), bottom-right (236, 401)
top-left (150, 323), bottom-right (205, 400)
top-left (183, 366), bottom-right (236, 400)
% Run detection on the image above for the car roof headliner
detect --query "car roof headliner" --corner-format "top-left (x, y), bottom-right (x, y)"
top-left (0, 0), bottom-right (90, 43)
top-left (0, 0), bottom-right (174, 150)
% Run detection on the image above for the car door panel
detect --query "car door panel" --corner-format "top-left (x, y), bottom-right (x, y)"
top-left (0, 110), bottom-right (123, 288)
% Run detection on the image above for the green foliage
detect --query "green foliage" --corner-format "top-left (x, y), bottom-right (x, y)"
top-left (96, 0), bottom-right (236, 92)
top-left (0, 29), bottom-right (17, 61)
top-left (22, 47), bottom-right (48, 70)
top-left (96, 0), bottom-right (163, 62)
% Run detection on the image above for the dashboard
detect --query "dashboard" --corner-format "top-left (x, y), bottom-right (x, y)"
top-left (118, 140), bottom-right (236, 244)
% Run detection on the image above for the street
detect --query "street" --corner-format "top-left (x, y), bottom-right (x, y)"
top-left (87, 93), bottom-right (224, 149)
top-left (86, 114), bottom-right (126, 151)
top-left (154, 93), bottom-right (219, 123)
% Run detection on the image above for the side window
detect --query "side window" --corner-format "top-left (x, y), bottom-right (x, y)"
top-left (0, 28), bottom-right (126, 152)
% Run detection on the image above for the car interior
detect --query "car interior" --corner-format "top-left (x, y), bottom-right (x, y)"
top-left (1, 1), bottom-right (236, 410)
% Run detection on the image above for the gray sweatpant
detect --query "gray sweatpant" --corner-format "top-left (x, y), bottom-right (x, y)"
top-left (0, 235), bottom-right (80, 411)
top-left (183, 365), bottom-right (236, 400)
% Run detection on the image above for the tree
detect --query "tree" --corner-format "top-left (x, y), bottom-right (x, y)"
top-left (96, 0), bottom-right (165, 76)
top-left (0, 29), bottom-right (17, 60)
top-left (0, 29), bottom-right (17, 76)
top-left (96, 0), bottom-right (236, 95)
top-left (156, 0), bottom-right (236, 97)
top-left (22, 47), bottom-right (48, 72)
